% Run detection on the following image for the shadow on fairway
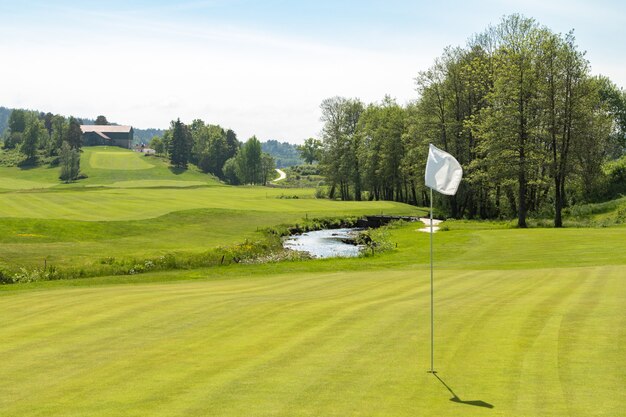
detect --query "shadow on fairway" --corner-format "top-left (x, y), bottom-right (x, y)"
top-left (169, 166), bottom-right (187, 175)
top-left (432, 373), bottom-right (494, 409)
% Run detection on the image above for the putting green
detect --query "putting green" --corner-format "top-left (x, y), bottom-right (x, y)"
top-left (88, 151), bottom-right (155, 170)
top-left (0, 265), bottom-right (622, 416)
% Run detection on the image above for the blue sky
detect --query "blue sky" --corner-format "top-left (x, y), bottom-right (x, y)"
top-left (1, 0), bottom-right (624, 142)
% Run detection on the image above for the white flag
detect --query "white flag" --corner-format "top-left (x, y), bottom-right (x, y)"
top-left (425, 144), bottom-right (463, 195)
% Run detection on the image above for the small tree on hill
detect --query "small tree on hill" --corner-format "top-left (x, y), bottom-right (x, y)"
top-left (59, 141), bottom-right (80, 182)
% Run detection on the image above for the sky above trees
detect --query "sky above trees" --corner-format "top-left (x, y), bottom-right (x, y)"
top-left (1, 0), bottom-right (624, 143)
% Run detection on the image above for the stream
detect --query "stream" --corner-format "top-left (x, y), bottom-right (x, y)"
top-left (283, 228), bottom-right (365, 258)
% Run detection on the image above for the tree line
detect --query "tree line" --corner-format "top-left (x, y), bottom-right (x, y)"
top-left (152, 119), bottom-right (276, 185)
top-left (1, 109), bottom-right (83, 182)
top-left (319, 14), bottom-right (626, 227)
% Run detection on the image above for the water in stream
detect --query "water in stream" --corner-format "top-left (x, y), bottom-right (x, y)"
top-left (283, 228), bottom-right (364, 258)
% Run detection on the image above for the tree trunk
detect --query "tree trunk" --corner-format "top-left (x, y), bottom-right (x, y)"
top-left (554, 176), bottom-right (563, 227)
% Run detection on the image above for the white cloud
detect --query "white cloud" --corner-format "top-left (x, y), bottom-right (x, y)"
top-left (0, 13), bottom-right (433, 142)
top-left (3, 1), bottom-right (622, 143)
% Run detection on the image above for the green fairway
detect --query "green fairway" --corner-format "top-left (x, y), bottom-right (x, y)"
top-left (1, 262), bottom-right (623, 417)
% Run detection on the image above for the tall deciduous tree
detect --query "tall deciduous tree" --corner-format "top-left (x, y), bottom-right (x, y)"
top-left (51, 115), bottom-right (67, 153)
top-left (261, 153), bottom-right (276, 185)
top-left (297, 138), bottom-right (322, 164)
top-left (21, 118), bottom-right (44, 161)
top-left (238, 136), bottom-right (263, 184)
top-left (319, 97), bottom-right (364, 200)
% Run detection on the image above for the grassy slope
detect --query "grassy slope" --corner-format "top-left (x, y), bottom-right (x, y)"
top-left (0, 147), bottom-right (220, 190)
top-left (1, 147), bottom-right (624, 416)
top-left (0, 147), bottom-right (418, 269)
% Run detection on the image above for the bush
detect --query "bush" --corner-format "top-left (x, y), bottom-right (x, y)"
top-left (314, 187), bottom-right (327, 199)
top-left (603, 156), bottom-right (626, 198)
top-left (9, 267), bottom-right (59, 283)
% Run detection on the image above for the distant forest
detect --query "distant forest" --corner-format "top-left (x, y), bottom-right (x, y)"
top-left (261, 140), bottom-right (303, 167)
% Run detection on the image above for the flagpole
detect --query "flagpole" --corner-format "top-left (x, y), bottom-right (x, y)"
top-left (424, 143), bottom-right (462, 375)
top-left (429, 187), bottom-right (436, 374)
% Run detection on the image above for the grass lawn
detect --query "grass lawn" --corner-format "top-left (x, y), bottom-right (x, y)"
top-left (0, 146), bottom-right (624, 416)
top-left (1, 261), bottom-right (623, 416)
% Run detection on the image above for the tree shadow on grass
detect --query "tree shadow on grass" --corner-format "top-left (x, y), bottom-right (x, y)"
top-left (169, 166), bottom-right (187, 175)
top-left (17, 158), bottom-right (38, 170)
top-left (431, 372), bottom-right (494, 409)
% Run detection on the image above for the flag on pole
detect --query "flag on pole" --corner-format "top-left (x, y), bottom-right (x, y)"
top-left (424, 144), bottom-right (463, 196)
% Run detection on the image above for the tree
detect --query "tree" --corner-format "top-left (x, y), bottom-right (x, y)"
top-left (21, 118), bottom-right (43, 161)
top-left (95, 115), bottom-right (109, 125)
top-left (538, 30), bottom-right (591, 227)
top-left (8, 109), bottom-right (26, 133)
top-left (358, 97), bottom-right (405, 202)
top-left (261, 153), bottom-right (276, 185)
top-left (596, 76), bottom-right (626, 158)
top-left (43, 112), bottom-right (54, 137)
top-left (222, 156), bottom-right (241, 185)
top-left (67, 117), bottom-right (83, 149)
top-left (150, 136), bottom-right (165, 154)
top-left (4, 109), bottom-right (27, 149)
top-left (471, 15), bottom-right (546, 227)
top-left (59, 141), bottom-right (80, 182)
top-left (239, 136), bottom-right (263, 184)
top-left (319, 97), bottom-right (364, 200)
top-left (297, 138), bottom-right (322, 164)
top-left (51, 115), bottom-right (67, 154)
top-left (225, 129), bottom-right (240, 161)
top-left (168, 119), bottom-right (191, 169)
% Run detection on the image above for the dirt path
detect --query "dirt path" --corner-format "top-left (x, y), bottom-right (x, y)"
top-left (273, 168), bottom-right (287, 182)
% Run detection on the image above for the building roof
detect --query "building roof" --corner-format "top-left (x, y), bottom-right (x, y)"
top-left (94, 131), bottom-right (112, 140)
top-left (80, 125), bottom-right (132, 134)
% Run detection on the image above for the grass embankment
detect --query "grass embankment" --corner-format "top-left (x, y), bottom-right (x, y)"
top-left (1, 146), bottom-right (624, 416)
